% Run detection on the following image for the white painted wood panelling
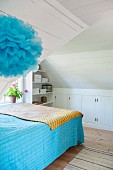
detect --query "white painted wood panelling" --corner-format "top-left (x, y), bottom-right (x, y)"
top-left (41, 50), bottom-right (113, 90)
top-left (0, 0), bottom-right (88, 60)
top-left (57, 0), bottom-right (113, 25)
top-left (97, 96), bottom-right (113, 127)
top-left (82, 95), bottom-right (96, 124)
top-left (55, 1), bottom-right (113, 56)
top-left (53, 88), bottom-right (113, 131)
top-left (68, 94), bottom-right (82, 112)
top-left (58, 0), bottom-right (106, 10)
top-left (68, 0), bottom-right (113, 17)
top-left (53, 14), bottom-right (113, 55)
top-left (54, 93), bottom-right (67, 109)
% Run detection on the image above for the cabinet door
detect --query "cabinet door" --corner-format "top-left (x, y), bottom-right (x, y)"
top-left (82, 95), bottom-right (96, 124)
top-left (54, 94), bottom-right (67, 109)
top-left (68, 95), bottom-right (82, 112)
top-left (97, 96), bottom-right (113, 127)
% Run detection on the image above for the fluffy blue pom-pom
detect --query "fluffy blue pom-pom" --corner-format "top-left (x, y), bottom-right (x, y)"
top-left (0, 15), bottom-right (43, 77)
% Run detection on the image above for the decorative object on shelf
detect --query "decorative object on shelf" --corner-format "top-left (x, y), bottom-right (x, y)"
top-left (42, 85), bottom-right (52, 92)
top-left (42, 78), bottom-right (48, 83)
top-left (41, 96), bottom-right (47, 103)
top-left (40, 89), bottom-right (46, 93)
top-left (34, 74), bottom-right (42, 82)
top-left (0, 15), bottom-right (43, 77)
top-left (5, 83), bottom-right (28, 103)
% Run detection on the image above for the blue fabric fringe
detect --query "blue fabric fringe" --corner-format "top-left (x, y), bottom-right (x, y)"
top-left (0, 15), bottom-right (43, 77)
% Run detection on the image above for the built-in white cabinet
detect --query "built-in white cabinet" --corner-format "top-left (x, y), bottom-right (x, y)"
top-left (67, 94), bottom-right (82, 112)
top-left (97, 96), bottom-right (113, 128)
top-left (54, 94), bottom-right (82, 111)
top-left (82, 95), bottom-right (113, 131)
top-left (54, 93), bottom-right (67, 109)
top-left (82, 95), bottom-right (96, 124)
top-left (54, 89), bottom-right (113, 131)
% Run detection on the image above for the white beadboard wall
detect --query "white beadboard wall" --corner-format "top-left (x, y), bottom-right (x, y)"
top-left (52, 87), bottom-right (113, 109)
top-left (41, 50), bottom-right (113, 90)
top-left (53, 88), bottom-right (113, 96)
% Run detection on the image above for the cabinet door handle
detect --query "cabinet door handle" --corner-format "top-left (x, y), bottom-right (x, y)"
top-left (97, 99), bottom-right (98, 102)
top-left (69, 97), bottom-right (70, 100)
top-left (55, 96), bottom-right (56, 99)
top-left (95, 118), bottom-right (96, 121)
top-left (95, 99), bottom-right (96, 102)
top-left (97, 118), bottom-right (98, 122)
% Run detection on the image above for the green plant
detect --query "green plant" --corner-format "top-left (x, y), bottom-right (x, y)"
top-left (5, 83), bottom-right (23, 99)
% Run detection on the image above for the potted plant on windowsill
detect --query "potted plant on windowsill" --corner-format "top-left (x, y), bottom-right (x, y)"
top-left (5, 83), bottom-right (28, 103)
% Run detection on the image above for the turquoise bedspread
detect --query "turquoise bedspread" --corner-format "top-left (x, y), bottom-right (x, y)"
top-left (0, 114), bottom-right (84, 170)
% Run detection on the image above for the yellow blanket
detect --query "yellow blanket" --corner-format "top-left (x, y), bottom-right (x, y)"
top-left (0, 104), bottom-right (83, 130)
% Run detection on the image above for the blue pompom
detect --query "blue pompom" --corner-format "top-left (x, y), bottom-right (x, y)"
top-left (0, 15), bottom-right (43, 77)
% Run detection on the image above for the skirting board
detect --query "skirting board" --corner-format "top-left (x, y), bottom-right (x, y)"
top-left (83, 122), bottom-right (113, 132)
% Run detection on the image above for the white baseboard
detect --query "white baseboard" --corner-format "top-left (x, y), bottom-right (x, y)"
top-left (83, 122), bottom-right (113, 132)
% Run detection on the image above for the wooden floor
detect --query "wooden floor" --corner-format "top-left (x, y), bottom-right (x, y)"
top-left (45, 127), bottom-right (113, 170)
top-left (84, 127), bottom-right (113, 152)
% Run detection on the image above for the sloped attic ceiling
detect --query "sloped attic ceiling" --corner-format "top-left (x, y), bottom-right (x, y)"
top-left (0, 0), bottom-right (88, 99)
top-left (0, 0), bottom-right (88, 59)
top-left (41, 0), bottom-right (113, 90)
top-left (54, 0), bottom-right (113, 55)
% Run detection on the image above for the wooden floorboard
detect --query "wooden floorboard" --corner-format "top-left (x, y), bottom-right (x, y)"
top-left (84, 127), bottom-right (113, 152)
top-left (45, 127), bottom-right (113, 170)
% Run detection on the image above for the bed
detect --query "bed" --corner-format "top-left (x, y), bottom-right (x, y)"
top-left (0, 104), bottom-right (84, 170)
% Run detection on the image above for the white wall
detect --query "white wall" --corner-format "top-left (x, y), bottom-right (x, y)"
top-left (41, 50), bottom-right (113, 90)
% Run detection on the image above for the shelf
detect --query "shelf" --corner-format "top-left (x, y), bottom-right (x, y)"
top-left (33, 70), bottom-right (46, 73)
top-left (33, 82), bottom-right (51, 84)
top-left (32, 69), bottom-right (53, 107)
top-left (40, 101), bottom-right (53, 105)
top-left (33, 92), bottom-right (53, 95)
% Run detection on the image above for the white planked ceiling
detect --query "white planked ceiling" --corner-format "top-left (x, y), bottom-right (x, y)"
top-left (0, 0), bottom-right (88, 60)
top-left (57, 0), bottom-right (113, 25)
top-left (41, 0), bottom-right (113, 90)
top-left (0, 0), bottom-right (88, 98)
top-left (53, 0), bottom-right (113, 54)
top-left (0, 0), bottom-right (113, 91)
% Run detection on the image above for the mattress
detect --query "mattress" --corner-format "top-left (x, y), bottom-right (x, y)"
top-left (0, 114), bottom-right (84, 170)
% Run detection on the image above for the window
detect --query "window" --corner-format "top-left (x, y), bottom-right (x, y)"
top-left (0, 77), bottom-right (24, 104)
